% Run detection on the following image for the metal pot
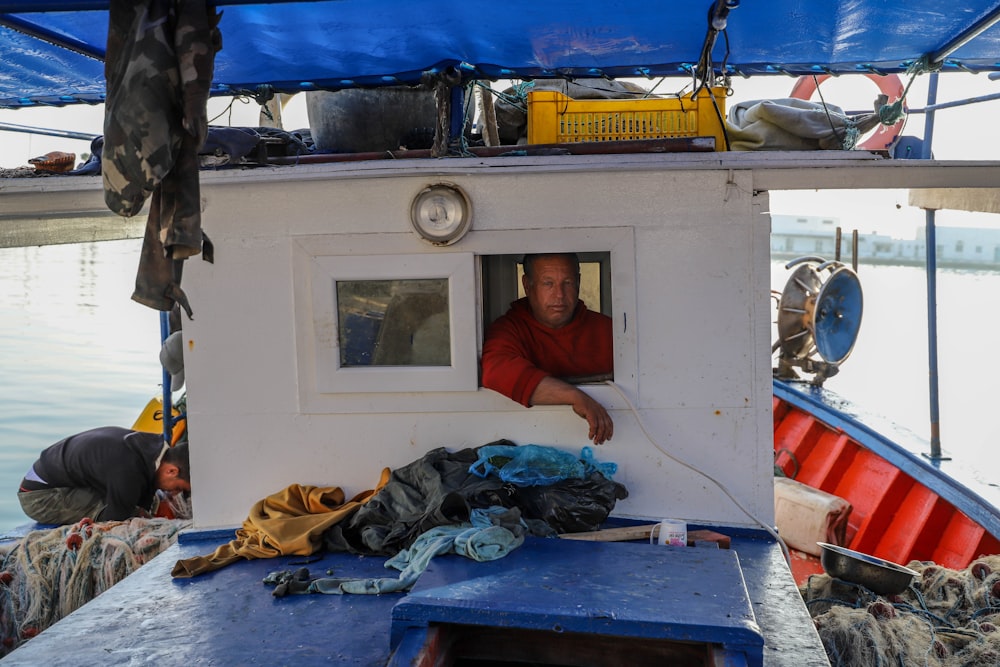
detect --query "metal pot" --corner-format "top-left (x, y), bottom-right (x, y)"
top-left (817, 542), bottom-right (918, 595)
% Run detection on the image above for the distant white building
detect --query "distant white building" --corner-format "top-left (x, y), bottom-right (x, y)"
top-left (924, 226), bottom-right (1000, 264)
top-left (771, 214), bottom-right (1000, 268)
top-left (770, 214), bottom-right (843, 258)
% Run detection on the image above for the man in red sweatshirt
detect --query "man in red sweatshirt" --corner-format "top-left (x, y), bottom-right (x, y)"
top-left (481, 253), bottom-right (614, 444)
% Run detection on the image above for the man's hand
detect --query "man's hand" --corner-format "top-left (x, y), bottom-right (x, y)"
top-left (569, 391), bottom-right (614, 445)
top-left (530, 377), bottom-right (614, 445)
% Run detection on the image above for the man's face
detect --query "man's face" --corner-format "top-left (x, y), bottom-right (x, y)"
top-left (156, 463), bottom-right (191, 495)
top-left (523, 256), bottom-right (580, 329)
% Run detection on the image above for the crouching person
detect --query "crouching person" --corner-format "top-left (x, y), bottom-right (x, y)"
top-left (18, 426), bottom-right (190, 525)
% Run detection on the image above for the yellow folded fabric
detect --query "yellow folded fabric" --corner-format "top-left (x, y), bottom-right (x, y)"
top-left (172, 469), bottom-right (390, 578)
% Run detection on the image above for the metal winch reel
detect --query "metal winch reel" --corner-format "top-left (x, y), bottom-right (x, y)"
top-left (772, 256), bottom-right (863, 386)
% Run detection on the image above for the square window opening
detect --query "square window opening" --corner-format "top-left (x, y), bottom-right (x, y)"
top-left (481, 251), bottom-right (613, 385)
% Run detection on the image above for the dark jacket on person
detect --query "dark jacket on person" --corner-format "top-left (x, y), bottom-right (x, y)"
top-left (30, 426), bottom-right (165, 521)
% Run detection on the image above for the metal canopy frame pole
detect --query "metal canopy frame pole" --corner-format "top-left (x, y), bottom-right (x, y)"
top-left (159, 310), bottom-right (174, 446)
top-left (927, 3), bottom-right (1000, 64)
top-left (921, 72), bottom-right (949, 461)
top-left (0, 121), bottom-right (99, 141)
top-left (924, 209), bottom-right (943, 459)
top-left (0, 13), bottom-right (106, 60)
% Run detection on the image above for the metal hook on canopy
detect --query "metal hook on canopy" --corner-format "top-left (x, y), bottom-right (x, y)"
top-left (694, 0), bottom-right (740, 86)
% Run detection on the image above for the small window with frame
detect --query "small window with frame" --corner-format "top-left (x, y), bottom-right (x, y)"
top-left (337, 278), bottom-right (451, 367)
top-left (306, 252), bottom-right (478, 393)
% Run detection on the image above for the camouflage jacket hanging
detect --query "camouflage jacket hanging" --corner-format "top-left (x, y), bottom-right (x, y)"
top-left (103, 0), bottom-right (221, 317)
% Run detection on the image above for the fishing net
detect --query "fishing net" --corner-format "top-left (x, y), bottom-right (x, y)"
top-left (156, 489), bottom-right (193, 520)
top-left (803, 556), bottom-right (1000, 666)
top-left (0, 517), bottom-right (190, 656)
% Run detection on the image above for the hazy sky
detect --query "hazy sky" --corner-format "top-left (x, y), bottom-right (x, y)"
top-left (2, 73), bottom-right (998, 237)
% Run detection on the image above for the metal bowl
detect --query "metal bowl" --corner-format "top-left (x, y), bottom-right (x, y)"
top-left (817, 542), bottom-right (918, 595)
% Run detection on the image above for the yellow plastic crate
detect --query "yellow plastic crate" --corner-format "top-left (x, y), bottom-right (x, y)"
top-left (527, 87), bottom-right (727, 150)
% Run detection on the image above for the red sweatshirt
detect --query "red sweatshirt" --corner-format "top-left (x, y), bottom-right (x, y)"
top-left (482, 297), bottom-right (613, 406)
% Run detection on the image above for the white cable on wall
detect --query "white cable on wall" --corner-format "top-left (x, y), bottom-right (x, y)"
top-left (605, 380), bottom-right (791, 565)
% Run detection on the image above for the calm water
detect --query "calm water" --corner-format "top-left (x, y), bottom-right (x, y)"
top-left (0, 242), bottom-right (996, 532)
top-left (0, 240), bottom-right (162, 533)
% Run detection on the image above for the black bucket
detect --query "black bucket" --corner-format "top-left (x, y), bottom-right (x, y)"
top-left (305, 87), bottom-right (437, 153)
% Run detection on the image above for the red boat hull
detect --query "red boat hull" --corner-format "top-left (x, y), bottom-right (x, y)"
top-left (773, 393), bottom-right (1000, 585)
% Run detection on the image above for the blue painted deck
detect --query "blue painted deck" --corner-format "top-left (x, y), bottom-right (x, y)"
top-left (0, 525), bottom-right (829, 666)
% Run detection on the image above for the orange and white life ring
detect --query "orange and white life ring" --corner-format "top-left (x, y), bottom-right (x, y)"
top-left (789, 73), bottom-right (905, 151)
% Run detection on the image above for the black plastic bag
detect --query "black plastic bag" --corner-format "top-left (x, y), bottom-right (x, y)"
top-left (512, 472), bottom-right (628, 534)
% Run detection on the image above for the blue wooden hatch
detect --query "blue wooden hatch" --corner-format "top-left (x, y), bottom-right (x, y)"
top-left (389, 537), bottom-right (765, 666)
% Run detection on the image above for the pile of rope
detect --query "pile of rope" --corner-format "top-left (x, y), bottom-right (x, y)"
top-left (803, 556), bottom-right (1000, 666)
top-left (0, 517), bottom-right (189, 656)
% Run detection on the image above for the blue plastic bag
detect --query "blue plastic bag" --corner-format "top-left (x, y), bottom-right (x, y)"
top-left (469, 444), bottom-right (616, 486)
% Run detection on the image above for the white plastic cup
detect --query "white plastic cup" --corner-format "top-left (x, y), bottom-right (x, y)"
top-left (657, 519), bottom-right (687, 547)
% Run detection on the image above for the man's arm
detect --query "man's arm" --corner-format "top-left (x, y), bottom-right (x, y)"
top-left (481, 318), bottom-right (548, 407)
top-left (101, 479), bottom-right (145, 520)
top-left (529, 376), bottom-right (614, 445)
top-left (100, 456), bottom-right (149, 521)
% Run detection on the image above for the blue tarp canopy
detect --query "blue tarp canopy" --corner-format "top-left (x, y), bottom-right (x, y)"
top-left (2, 0), bottom-right (1000, 108)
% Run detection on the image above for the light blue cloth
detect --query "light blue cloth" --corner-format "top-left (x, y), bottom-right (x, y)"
top-left (299, 507), bottom-right (525, 595)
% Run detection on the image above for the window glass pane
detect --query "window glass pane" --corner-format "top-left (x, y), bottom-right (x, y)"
top-left (337, 279), bottom-right (450, 366)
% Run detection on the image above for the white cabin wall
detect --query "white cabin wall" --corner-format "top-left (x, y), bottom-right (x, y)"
top-left (182, 160), bottom-right (774, 531)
